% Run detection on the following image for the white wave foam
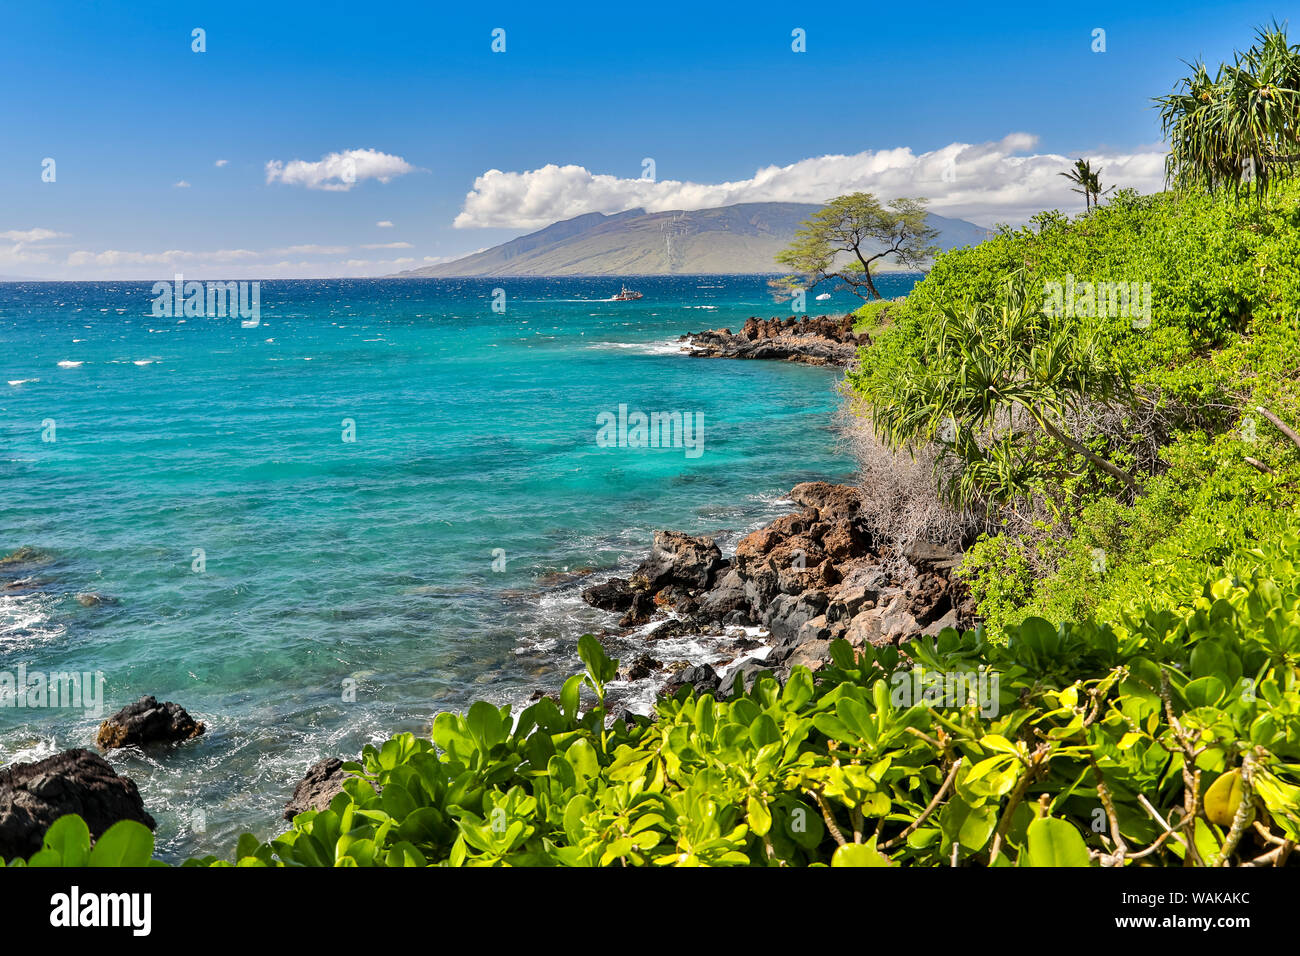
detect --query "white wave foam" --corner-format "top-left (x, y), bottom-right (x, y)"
top-left (586, 339), bottom-right (687, 356)
top-left (0, 592), bottom-right (65, 651)
top-left (1, 737), bottom-right (61, 766)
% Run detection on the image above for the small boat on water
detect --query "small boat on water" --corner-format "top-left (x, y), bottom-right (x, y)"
top-left (815, 292), bottom-right (832, 300)
top-left (612, 285), bottom-right (643, 301)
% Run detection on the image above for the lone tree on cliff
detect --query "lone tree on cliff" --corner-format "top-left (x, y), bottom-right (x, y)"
top-left (775, 193), bottom-right (939, 301)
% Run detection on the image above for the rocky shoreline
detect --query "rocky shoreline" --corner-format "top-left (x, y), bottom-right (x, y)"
top-left (680, 313), bottom-right (868, 367)
top-left (581, 481), bottom-right (973, 707)
top-left (0, 697), bottom-right (203, 860)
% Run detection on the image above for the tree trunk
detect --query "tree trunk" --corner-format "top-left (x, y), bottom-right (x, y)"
top-left (1040, 419), bottom-right (1141, 494)
top-left (862, 268), bottom-right (881, 300)
top-left (1255, 405), bottom-right (1300, 451)
top-left (849, 243), bottom-right (884, 301)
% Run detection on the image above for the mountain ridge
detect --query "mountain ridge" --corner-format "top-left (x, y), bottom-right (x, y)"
top-left (392, 202), bottom-right (989, 278)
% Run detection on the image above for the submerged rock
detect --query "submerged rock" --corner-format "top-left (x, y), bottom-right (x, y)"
top-left (0, 546), bottom-right (49, 566)
top-left (620, 653), bottom-right (661, 681)
top-left (536, 566), bottom-right (596, 587)
top-left (0, 749), bottom-right (155, 861)
top-left (95, 696), bottom-right (206, 750)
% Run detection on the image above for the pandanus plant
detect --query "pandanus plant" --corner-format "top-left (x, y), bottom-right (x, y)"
top-left (868, 272), bottom-right (1141, 511)
top-left (1156, 23), bottom-right (1300, 198)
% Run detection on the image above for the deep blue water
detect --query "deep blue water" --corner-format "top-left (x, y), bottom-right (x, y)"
top-left (0, 273), bottom-right (918, 859)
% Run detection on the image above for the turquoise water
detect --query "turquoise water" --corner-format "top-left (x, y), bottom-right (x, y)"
top-left (0, 273), bottom-right (917, 859)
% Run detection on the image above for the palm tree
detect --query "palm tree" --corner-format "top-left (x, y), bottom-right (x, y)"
top-left (1156, 23), bottom-right (1300, 198)
top-left (1059, 159), bottom-right (1095, 212)
top-left (1059, 159), bottom-right (1113, 213)
top-left (1083, 163), bottom-right (1113, 209)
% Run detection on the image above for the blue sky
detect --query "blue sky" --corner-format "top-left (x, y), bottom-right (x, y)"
top-left (0, 0), bottom-right (1293, 278)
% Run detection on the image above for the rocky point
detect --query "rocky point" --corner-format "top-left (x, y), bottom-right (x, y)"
top-left (581, 481), bottom-right (974, 700)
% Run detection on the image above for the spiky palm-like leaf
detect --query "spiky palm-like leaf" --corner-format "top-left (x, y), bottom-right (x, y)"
top-left (1156, 23), bottom-right (1300, 198)
top-left (867, 272), bottom-right (1140, 511)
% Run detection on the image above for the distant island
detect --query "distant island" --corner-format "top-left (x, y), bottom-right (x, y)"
top-left (390, 202), bottom-right (989, 277)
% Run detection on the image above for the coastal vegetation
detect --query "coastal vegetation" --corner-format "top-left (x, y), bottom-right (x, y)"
top-left (1059, 158), bottom-right (1112, 212)
top-left (851, 179), bottom-right (1300, 640)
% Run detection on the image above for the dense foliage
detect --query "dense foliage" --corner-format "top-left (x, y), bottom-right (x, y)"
top-left (851, 180), bottom-right (1300, 639)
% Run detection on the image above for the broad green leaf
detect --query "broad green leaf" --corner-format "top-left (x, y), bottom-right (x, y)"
top-left (1025, 817), bottom-right (1091, 867)
top-left (87, 820), bottom-right (156, 868)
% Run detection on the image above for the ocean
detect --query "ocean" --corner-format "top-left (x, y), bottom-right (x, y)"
top-left (0, 272), bottom-right (919, 860)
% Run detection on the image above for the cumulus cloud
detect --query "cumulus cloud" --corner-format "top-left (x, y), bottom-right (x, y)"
top-left (214, 159), bottom-right (229, 167)
top-left (376, 220), bottom-right (394, 228)
top-left (67, 248), bottom-right (260, 267)
top-left (174, 180), bottom-right (191, 188)
top-left (0, 228), bottom-right (67, 243)
top-left (48, 240), bottom-right (429, 279)
top-left (273, 244), bottom-right (349, 255)
top-left (265, 148), bottom-right (417, 192)
top-left (0, 228), bottom-right (70, 273)
top-left (454, 134), bottom-right (1168, 229)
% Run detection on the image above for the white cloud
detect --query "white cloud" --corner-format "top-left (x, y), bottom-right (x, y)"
top-left (214, 159), bottom-right (229, 167)
top-left (174, 180), bottom-right (191, 188)
top-left (67, 248), bottom-right (260, 267)
top-left (265, 148), bottom-right (417, 192)
top-left (273, 244), bottom-right (349, 255)
top-left (454, 134), bottom-right (1168, 229)
top-left (44, 239), bottom-right (434, 279)
top-left (0, 228), bottom-right (67, 243)
top-left (376, 220), bottom-right (394, 228)
top-left (361, 241), bottom-right (412, 249)
top-left (0, 228), bottom-right (69, 272)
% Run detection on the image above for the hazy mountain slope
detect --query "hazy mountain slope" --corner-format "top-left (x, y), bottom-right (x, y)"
top-left (394, 203), bottom-right (989, 277)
